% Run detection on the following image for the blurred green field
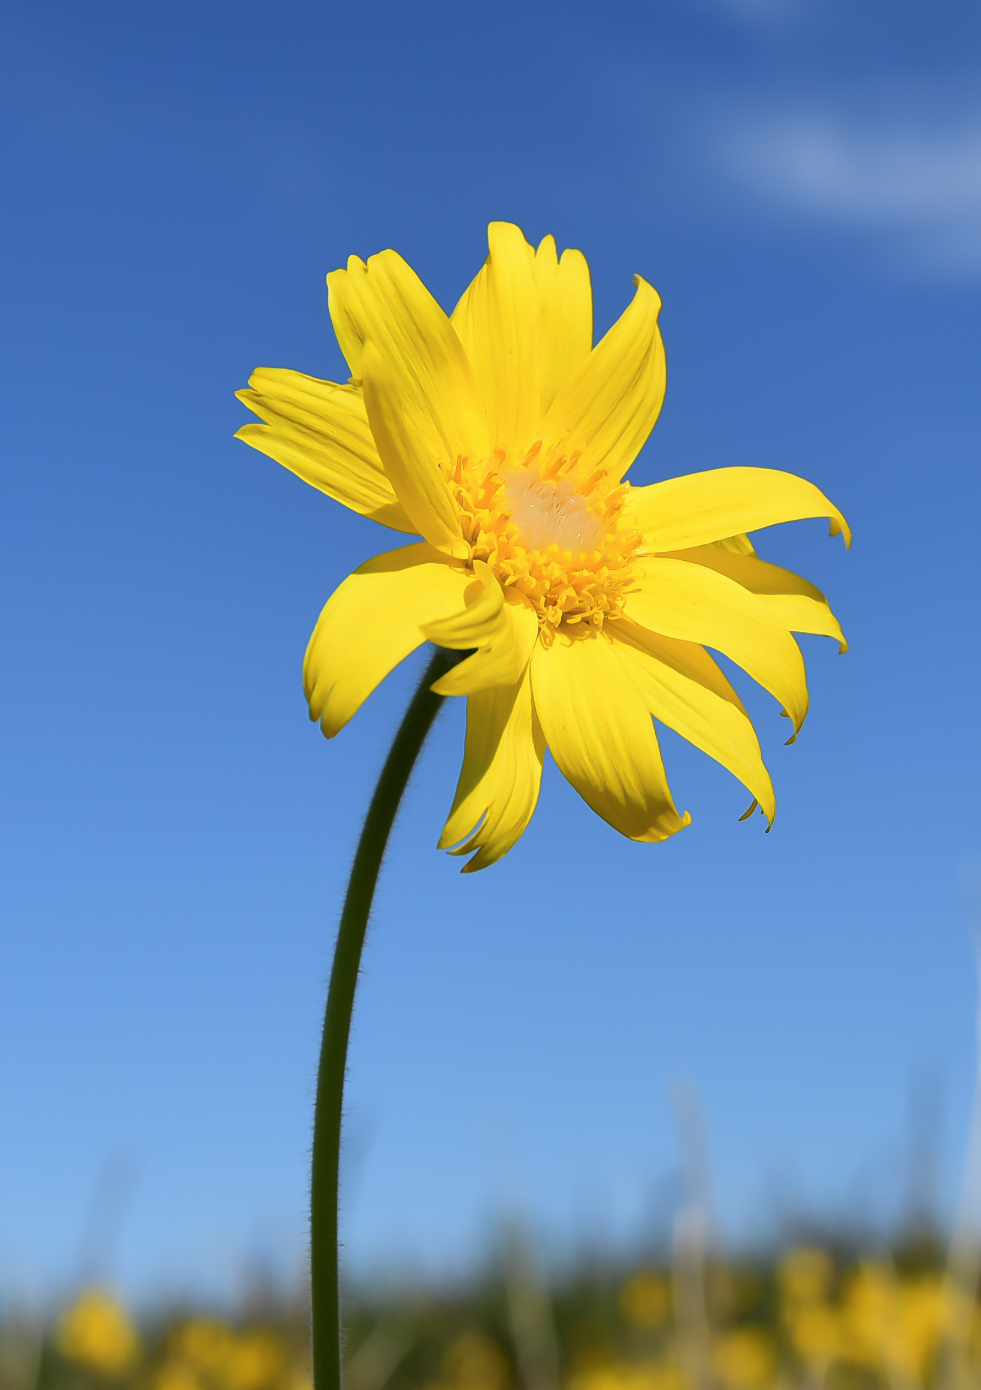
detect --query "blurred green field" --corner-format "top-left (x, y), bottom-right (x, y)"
top-left (5, 1231), bottom-right (980, 1390)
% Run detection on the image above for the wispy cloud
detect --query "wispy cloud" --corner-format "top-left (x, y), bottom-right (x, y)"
top-left (722, 104), bottom-right (981, 277)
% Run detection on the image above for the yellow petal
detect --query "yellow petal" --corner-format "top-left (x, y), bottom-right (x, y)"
top-left (423, 560), bottom-right (504, 645)
top-left (304, 543), bottom-right (469, 737)
top-left (438, 666), bottom-right (545, 872)
top-left (624, 467), bottom-right (851, 552)
top-left (532, 235), bottom-right (593, 415)
top-left (625, 558), bottom-right (809, 733)
top-left (425, 575), bottom-right (540, 697)
top-left (665, 545), bottom-right (848, 652)
top-left (235, 369), bottom-right (413, 532)
top-left (540, 274), bottom-right (666, 481)
top-left (449, 222), bottom-right (541, 451)
top-left (531, 633), bottom-right (690, 842)
top-left (759, 593), bottom-right (846, 651)
top-left (361, 340), bottom-right (468, 558)
top-left (716, 533), bottom-right (756, 556)
top-left (327, 248), bottom-right (488, 463)
top-left (609, 618), bottom-right (776, 824)
top-left (326, 254), bottom-right (370, 378)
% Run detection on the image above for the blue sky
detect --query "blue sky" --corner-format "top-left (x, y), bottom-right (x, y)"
top-left (2, 0), bottom-right (981, 1304)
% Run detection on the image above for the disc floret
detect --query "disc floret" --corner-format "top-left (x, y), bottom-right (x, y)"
top-left (449, 444), bottom-right (640, 642)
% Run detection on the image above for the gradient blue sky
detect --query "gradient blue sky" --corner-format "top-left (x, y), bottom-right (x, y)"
top-left (3, 0), bottom-right (981, 1305)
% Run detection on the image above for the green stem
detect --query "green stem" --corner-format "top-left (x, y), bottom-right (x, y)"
top-left (310, 644), bottom-right (461, 1390)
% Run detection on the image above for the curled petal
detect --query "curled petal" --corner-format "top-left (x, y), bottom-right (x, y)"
top-left (715, 534), bottom-right (756, 556)
top-left (304, 544), bottom-right (469, 737)
top-left (423, 560), bottom-right (504, 646)
top-left (438, 667), bottom-right (545, 872)
top-left (236, 369), bottom-right (412, 531)
top-left (666, 545), bottom-right (847, 652)
top-left (531, 632), bottom-right (690, 842)
top-left (425, 573), bottom-right (540, 697)
top-left (609, 619), bottom-right (776, 825)
top-left (625, 558), bottom-right (810, 734)
top-left (624, 467), bottom-right (851, 553)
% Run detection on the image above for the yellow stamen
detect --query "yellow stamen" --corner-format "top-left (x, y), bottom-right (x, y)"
top-left (449, 444), bottom-right (640, 641)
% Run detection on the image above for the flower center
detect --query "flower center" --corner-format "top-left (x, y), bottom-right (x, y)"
top-left (448, 444), bottom-right (640, 641)
top-left (503, 472), bottom-right (604, 555)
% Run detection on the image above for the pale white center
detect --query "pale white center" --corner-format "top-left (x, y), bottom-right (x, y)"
top-left (504, 473), bottom-right (603, 555)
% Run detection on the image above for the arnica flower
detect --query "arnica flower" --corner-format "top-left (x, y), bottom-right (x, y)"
top-left (237, 222), bottom-right (848, 871)
top-left (56, 1288), bottom-right (142, 1376)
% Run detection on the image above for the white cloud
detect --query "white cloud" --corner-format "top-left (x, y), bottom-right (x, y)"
top-left (723, 108), bottom-right (981, 276)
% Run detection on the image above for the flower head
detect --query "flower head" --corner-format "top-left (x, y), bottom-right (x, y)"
top-left (56, 1288), bottom-right (142, 1376)
top-left (237, 223), bottom-right (848, 870)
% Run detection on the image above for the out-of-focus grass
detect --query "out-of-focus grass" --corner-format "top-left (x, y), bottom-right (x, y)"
top-left (4, 1234), bottom-right (980, 1390)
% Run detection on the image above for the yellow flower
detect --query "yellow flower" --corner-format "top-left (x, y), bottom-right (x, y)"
top-left (174, 1318), bottom-right (235, 1375)
top-left (712, 1328), bottom-right (776, 1389)
top-left (420, 1332), bottom-right (512, 1390)
top-left (778, 1247), bottom-right (838, 1367)
top-left (56, 1288), bottom-right (141, 1376)
top-left (237, 222), bottom-right (848, 870)
top-left (838, 1263), bottom-right (894, 1370)
top-left (778, 1247), bottom-right (833, 1305)
top-left (568, 1359), bottom-right (685, 1390)
top-left (784, 1303), bottom-right (840, 1366)
top-left (894, 1275), bottom-right (953, 1380)
top-left (169, 1322), bottom-right (288, 1390)
top-left (223, 1331), bottom-right (289, 1390)
top-left (155, 1365), bottom-right (204, 1390)
top-left (619, 1272), bottom-right (671, 1330)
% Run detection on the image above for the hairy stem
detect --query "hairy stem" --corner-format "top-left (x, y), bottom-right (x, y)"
top-left (310, 645), bottom-right (460, 1390)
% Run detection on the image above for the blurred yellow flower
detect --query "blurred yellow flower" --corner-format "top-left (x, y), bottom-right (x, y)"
top-left (893, 1275), bottom-right (953, 1381)
top-left (224, 1330), bottom-right (289, 1390)
top-left (166, 1321), bottom-right (289, 1390)
top-left (238, 223), bottom-right (848, 868)
top-left (784, 1302), bottom-right (839, 1366)
top-left (56, 1288), bottom-right (141, 1376)
top-left (619, 1272), bottom-right (671, 1331)
top-left (425, 1331), bottom-right (511, 1390)
top-left (839, 1263), bottom-right (894, 1369)
top-left (569, 1358), bottom-right (685, 1390)
top-left (175, 1318), bottom-right (235, 1374)
top-left (712, 1328), bottom-right (775, 1389)
top-left (777, 1247), bottom-right (833, 1305)
top-left (155, 1364), bottom-right (204, 1390)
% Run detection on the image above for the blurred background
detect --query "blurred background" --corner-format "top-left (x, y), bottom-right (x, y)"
top-left (2, 0), bottom-right (981, 1383)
